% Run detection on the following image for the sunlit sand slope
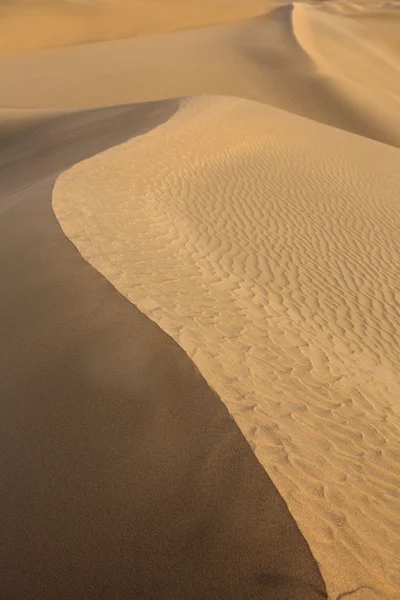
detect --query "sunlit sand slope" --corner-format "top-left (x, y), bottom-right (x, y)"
top-left (1, 3), bottom-right (399, 147)
top-left (0, 0), bottom-right (280, 56)
top-left (54, 95), bottom-right (400, 600)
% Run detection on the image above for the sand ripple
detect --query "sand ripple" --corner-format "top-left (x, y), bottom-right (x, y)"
top-left (54, 95), bottom-right (400, 599)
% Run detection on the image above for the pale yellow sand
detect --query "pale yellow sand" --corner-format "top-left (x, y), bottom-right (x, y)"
top-left (1, 2), bottom-right (399, 148)
top-left (54, 95), bottom-right (400, 600)
top-left (3, 0), bottom-right (400, 598)
top-left (293, 2), bottom-right (400, 138)
top-left (0, 0), bottom-right (281, 57)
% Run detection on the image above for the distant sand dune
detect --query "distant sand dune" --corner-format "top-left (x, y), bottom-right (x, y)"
top-left (293, 2), bottom-right (400, 142)
top-left (1, 3), bottom-right (400, 147)
top-left (299, 0), bottom-right (400, 62)
top-left (54, 95), bottom-right (400, 599)
top-left (0, 0), bottom-right (280, 56)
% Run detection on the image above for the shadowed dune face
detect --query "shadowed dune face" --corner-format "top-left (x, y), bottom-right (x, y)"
top-left (0, 103), bottom-right (327, 599)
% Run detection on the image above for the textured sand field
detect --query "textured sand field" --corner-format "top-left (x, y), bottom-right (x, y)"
top-left (54, 96), bottom-right (400, 599)
top-left (2, 0), bottom-right (400, 598)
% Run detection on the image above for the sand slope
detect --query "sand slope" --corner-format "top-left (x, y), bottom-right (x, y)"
top-left (0, 0), bottom-right (280, 57)
top-left (1, 2), bottom-right (399, 146)
top-left (293, 2), bottom-right (400, 140)
top-left (1, 101), bottom-right (330, 600)
top-left (2, 0), bottom-right (399, 598)
top-left (54, 95), bottom-right (400, 599)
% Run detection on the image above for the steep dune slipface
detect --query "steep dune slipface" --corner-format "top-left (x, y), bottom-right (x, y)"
top-left (53, 95), bottom-right (400, 599)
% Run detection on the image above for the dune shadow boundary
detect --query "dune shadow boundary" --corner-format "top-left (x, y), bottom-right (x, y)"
top-left (0, 101), bottom-right (327, 599)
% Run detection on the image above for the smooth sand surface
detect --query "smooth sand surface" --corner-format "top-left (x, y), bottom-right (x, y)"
top-left (0, 103), bottom-right (327, 599)
top-left (0, 0), bottom-right (282, 56)
top-left (2, 0), bottom-right (400, 598)
top-left (1, 3), bottom-right (400, 147)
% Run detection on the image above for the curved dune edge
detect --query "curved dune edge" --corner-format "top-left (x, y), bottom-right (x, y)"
top-left (1, 101), bottom-right (329, 600)
top-left (292, 2), bottom-right (400, 136)
top-left (53, 95), bottom-right (400, 599)
top-left (0, 0), bottom-right (282, 57)
top-left (1, 2), bottom-right (399, 148)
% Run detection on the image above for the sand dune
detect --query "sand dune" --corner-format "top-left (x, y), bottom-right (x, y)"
top-left (0, 0), bottom-right (280, 57)
top-left (53, 94), bottom-right (400, 599)
top-left (1, 101), bottom-right (329, 600)
top-left (293, 2), bottom-right (400, 139)
top-left (2, 0), bottom-right (400, 598)
top-left (1, 2), bottom-right (399, 146)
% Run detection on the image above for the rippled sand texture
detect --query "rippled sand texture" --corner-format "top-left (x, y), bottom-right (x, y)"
top-left (54, 95), bottom-right (400, 599)
top-left (21, 1), bottom-right (399, 599)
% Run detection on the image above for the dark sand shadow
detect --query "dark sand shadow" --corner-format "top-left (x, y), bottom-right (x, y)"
top-left (0, 101), bottom-right (327, 599)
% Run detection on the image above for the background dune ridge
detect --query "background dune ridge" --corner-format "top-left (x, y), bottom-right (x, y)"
top-left (292, 2), bottom-right (400, 140)
top-left (1, 2), bottom-right (399, 147)
top-left (0, 0), bottom-right (283, 57)
top-left (53, 95), bottom-right (400, 600)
